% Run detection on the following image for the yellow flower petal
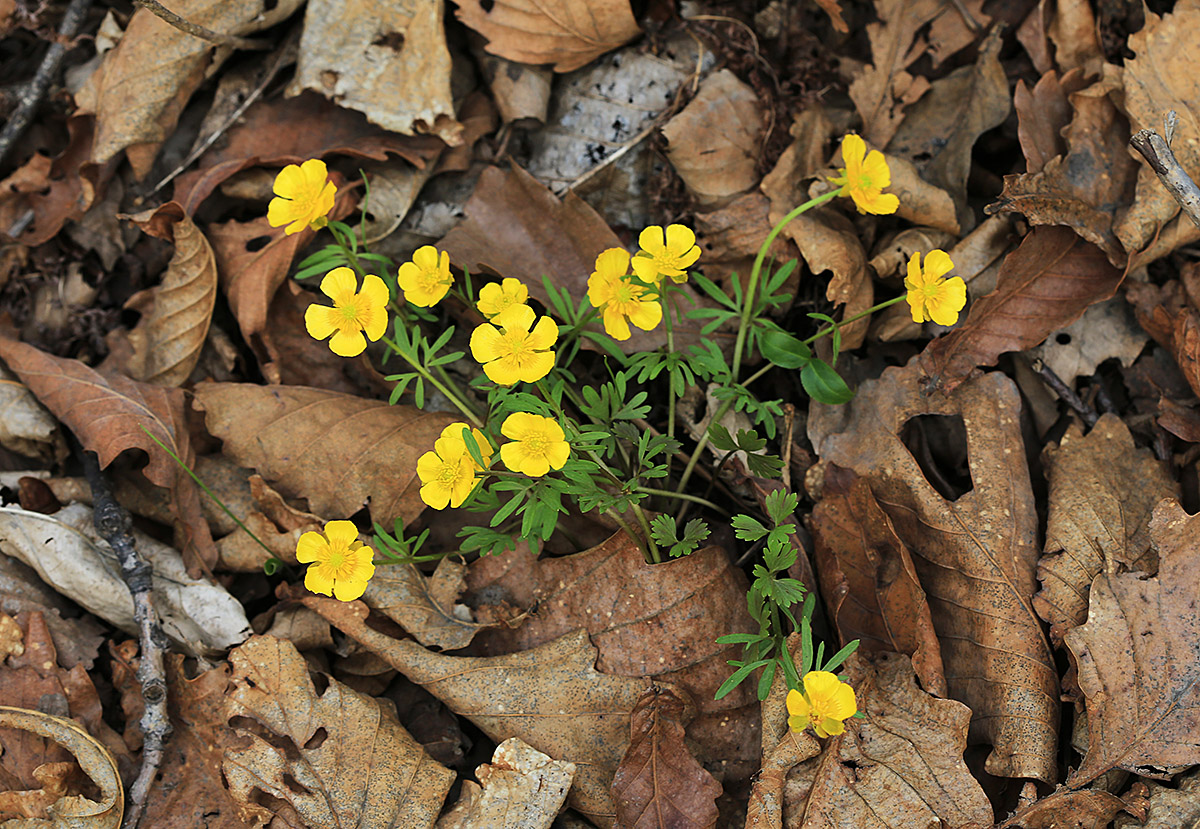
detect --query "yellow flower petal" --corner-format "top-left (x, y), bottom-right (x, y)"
top-left (417, 450), bottom-right (445, 482)
top-left (664, 223), bottom-right (696, 253)
top-left (470, 323), bottom-right (505, 364)
top-left (361, 304), bottom-right (388, 342)
top-left (803, 670), bottom-right (843, 700)
top-left (816, 717), bottom-right (846, 738)
top-left (596, 247), bottom-right (631, 280)
top-left (786, 688), bottom-right (808, 718)
top-left (333, 575), bottom-right (368, 602)
top-left (304, 303), bottom-right (338, 340)
top-left (861, 150), bottom-right (892, 188)
top-left (320, 267), bottom-right (358, 305)
top-left (324, 520), bottom-right (359, 548)
top-left (629, 254), bottom-right (662, 284)
top-left (304, 564), bottom-right (334, 596)
top-left (518, 349), bottom-right (555, 383)
top-left (328, 328), bottom-right (366, 357)
top-left (296, 531), bottom-right (327, 563)
top-left (545, 440), bottom-right (570, 470)
top-left (494, 302), bottom-right (535, 332)
top-left (626, 299), bottom-right (662, 332)
top-left (420, 480), bottom-right (453, 510)
top-left (501, 411), bottom-right (537, 439)
top-left (526, 314), bottom-right (559, 351)
top-left (928, 277), bottom-right (967, 326)
top-left (638, 225), bottom-right (666, 255)
top-left (413, 245), bottom-right (440, 271)
top-left (840, 133), bottom-right (866, 167)
top-left (360, 273), bottom-right (390, 309)
top-left (924, 249), bottom-right (954, 280)
top-left (484, 358), bottom-right (523, 386)
top-left (603, 306), bottom-right (632, 340)
top-left (272, 163), bottom-right (307, 198)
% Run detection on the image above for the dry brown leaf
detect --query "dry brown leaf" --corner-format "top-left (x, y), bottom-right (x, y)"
top-left (693, 192), bottom-right (792, 285)
top-left (1126, 279), bottom-right (1200, 399)
top-left (883, 151), bottom-right (961, 235)
top-left (1114, 2), bottom-right (1200, 257)
top-left (662, 69), bottom-right (763, 209)
top-left (0, 336), bottom-right (217, 571)
top-left (1032, 297), bottom-right (1149, 386)
top-left (1033, 415), bottom-right (1178, 643)
top-left (610, 684), bottom-right (721, 829)
top-left (783, 653), bottom-right (992, 829)
top-left (453, 0), bottom-right (641, 73)
top-left (809, 359), bottom-right (1059, 782)
top-left (777, 211), bottom-right (871, 351)
top-left (0, 558), bottom-right (104, 671)
top-left (1013, 70), bottom-right (1080, 174)
top-left (744, 730), bottom-right (820, 829)
top-left (299, 596), bottom-right (649, 826)
top-left (193, 383), bottom-right (456, 527)
top-left (223, 635), bottom-right (454, 828)
top-left (76, 0), bottom-right (301, 178)
top-left (1046, 0), bottom-right (1105, 76)
top-left (364, 558), bottom-right (486, 651)
top-left (0, 366), bottom-right (66, 464)
top-left (1133, 774), bottom-right (1200, 829)
top-left (215, 475), bottom-right (321, 571)
top-left (990, 68), bottom-right (1135, 264)
top-left (1064, 499), bottom-right (1200, 786)
top-left (998, 786), bottom-right (1126, 829)
top-left (0, 706), bottom-right (123, 828)
top-left (926, 0), bottom-right (989, 68)
top-left (920, 226), bottom-right (1124, 393)
top-left (437, 737), bottom-right (574, 829)
top-left (475, 51), bottom-right (553, 125)
top-left (117, 202), bottom-right (218, 387)
top-left (9, 119), bottom-right (101, 248)
top-left (811, 468), bottom-right (946, 697)
top-left (290, 0), bottom-right (460, 144)
top-left (847, 0), bottom-right (941, 147)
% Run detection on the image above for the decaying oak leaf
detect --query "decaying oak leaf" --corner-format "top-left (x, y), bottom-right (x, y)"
top-left (453, 0), bottom-right (641, 73)
top-left (1013, 70), bottom-right (1083, 174)
top-left (7, 118), bottom-right (99, 248)
top-left (1064, 500), bottom-right (1200, 786)
top-left (120, 203), bottom-right (217, 387)
top-left (1125, 279), bottom-right (1200, 399)
top-left (1133, 772), bottom-right (1200, 829)
top-left (0, 336), bottom-right (217, 571)
top-left (989, 67), bottom-right (1135, 264)
top-left (0, 504), bottom-right (250, 654)
top-left (847, 0), bottom-right (941, 146)
top-left (811, 468), bottom-right (946, 696)
top-left (611, 685), bottom-right (720, 829)
top-left (290, 0), bottom-right (460, 144)
top-left (0, 366), bottom-right (66, 464)
top-left (363, 557), bottom-right (486, 651)
top-left (299, 596), bottom-right (646, 826)
top-left (920, 226), bottom-right (1124, 393)
top-left (75, 0), bottom-right (302, 178)
top-left (1033, 415), bottom-right (1178, 642)
top-left (997, 786), bottom-right (1126, 829)
top-left (784, 653), bottom-right (992, 829)
top-left (223, 635), bottom-right (454, 828)
top-left (1115, 2), bottom-right (1200, 258)
top-left (662, 70), bottom-right (763, 209)
top-left (0, 706), bottom-right (123, 827)
top-left (438, 738), bottom-right (574, 829)
top-left (0, 558), bottom-right (104, 670)
top-left (193, 383), bottom-right (455, 527)
top-left (1032, 297), bottom-right (1149, 387)
top-left (809, 359), bottom-right (1059, 782)
top-left (744, 730), bottom-right (820, 829)
top-left (216, 475), bottom-right (320, 572)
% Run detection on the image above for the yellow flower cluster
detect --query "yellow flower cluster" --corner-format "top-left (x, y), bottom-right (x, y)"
top-left (297, 520), bottom-right (376, 601)
top-left (787, 671), bottom-right (857, 738)
top-left (417, 423), bottom-right (492, 509)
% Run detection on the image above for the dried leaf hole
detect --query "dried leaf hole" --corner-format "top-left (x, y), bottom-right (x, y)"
top-left (900, 414), bottom-right (974, 501)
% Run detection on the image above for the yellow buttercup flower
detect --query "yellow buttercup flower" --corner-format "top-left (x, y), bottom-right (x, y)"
top-left (469, 303), bottom-right (558, 386)
top-left (786, 671), bottom-right (857, 738)
top-left (477, 277), bottom-right (529, 319)
top-left (588, 248), bottom-right (662, 341)
top-left (416, 423), bottom-right (493, 509)
top-left (631, 224), bottom-right (700, 284)
top-left (905, 250), bottom-right (966, 326)
top-left (397, 246), bottom-right (454, 307)
top-left (500, 412), bottom-right (570, 477)
top-left (829, 134), bottom-right (899, 216)
top-left (296, 520), bottom-right (376, 602)
top-left (304, 267), bottom-right (389, 357)
top-left (267, 159), bottom-right (337, 235)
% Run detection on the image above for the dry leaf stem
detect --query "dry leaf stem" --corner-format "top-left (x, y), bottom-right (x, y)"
top-left (1129, 112), bottom-right (1200, 230)
top-left (0, 0), bottom-right (92, 168)
top-left (130, 0), bottom-right (270, 50)
top-left (78, 446), bottom-right (172, 829)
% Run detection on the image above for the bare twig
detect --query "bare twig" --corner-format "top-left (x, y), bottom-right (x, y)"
top-left (1032, 358), bottom-right (1098, 427)
top-left (130, 0), bottom-right (270, 50)
top-left (0, 0), bottom-right (93, 169)
top-left (1130, 111), bottom-right (1200, 230)
top-left (76, 445), bottom-right (171, 829)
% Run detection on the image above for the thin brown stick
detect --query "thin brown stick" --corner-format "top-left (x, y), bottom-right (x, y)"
top-left (1129, 111), bottom-right (1200, 230)
top-left (131, 0), bottom-right (270, 50)
top-left (1032, 358), bottom-right (1097, 428)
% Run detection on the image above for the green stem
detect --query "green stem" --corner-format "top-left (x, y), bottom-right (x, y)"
top-left (630, 504), bottom-right (660, 564)
top-left (661, 287), bottom-right (677, 441)
top-left (636, 487), bottom-right (728, 516)
top-left (380, 335), bottom-right (484, 428)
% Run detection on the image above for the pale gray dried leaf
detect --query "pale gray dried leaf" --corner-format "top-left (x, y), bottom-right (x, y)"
top-left (1032, 297), bottom-right (1149, 386)
top-left (0, 366), bottom-right (66, 463)
top-left (363, 558), bottom-right (486, 650)
top-left (436, 738), bottom-right (574, 829)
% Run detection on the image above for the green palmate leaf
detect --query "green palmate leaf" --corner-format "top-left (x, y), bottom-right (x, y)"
top-left (735, 428), bottom-right (767, 452)
top-left (801, 359), bottom-right (854, 404)
top-left (708, 423), bottom-right (737, 452)
top-left (759, 327), bottom-right (813, 370)
top-left (732, 514), bottom-right (768, 542)
top-left (745, 453), bottom-right (784, 479)
top-left (764, 490), bottom-right (799, 526)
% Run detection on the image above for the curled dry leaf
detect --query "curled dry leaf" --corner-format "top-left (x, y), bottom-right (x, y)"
top-left (363, 557), bottom-right (486, 651)
top-left (0, 336), bottom-right (217, 571)
top-left (193, 383), bottom-right (456, 527)
top-left (300, 596), bottom-right (646, 826)
top-left (291, 0), bottom-right (460, 144)
top-left (1013, 70), bottom-right (1083, 174)
top-left (784, 653), bottom-right (992, 829)
top-left (810, 467), bottom-right (946, 697)
top-left (744, 729), bottom-right (820, 829)
top-left (1033, 415), bottom-right (1178, 643)
top-left (997, 786), bottom-right (1126, 829)
top-left (1064, 499), bottom-right (1200, 786)
top-left (122, 202), bottom-right (217, 387)
top-left (919, 226), bottom-right (1124, 393)
top-left (0, 366), bottom-right (66, 464)
top-left (0, 706), bottom-right (123, 828)
top-left (216, 475), bottom-right (321, 572)
top-left (1125, 278), bottom-right (1200, 399)
top-left (611, 684), bottom-right (721, 829)
top-left (437, 738), bottom-right (574, 829)
top-left (809, 359), bottom-right (1059, 782)
top-left (453, 0), bottom-right (641, 73)
top-left (0, 557), bottom-right (104, 670)
top-left (6, 119), bottom-right (99, 248)
top-left (662, 69), bottom-right (763, 209)
top-left (224, 635), bottom-right (454, 828)
top-left (0, 504), bottom-right (250, 654)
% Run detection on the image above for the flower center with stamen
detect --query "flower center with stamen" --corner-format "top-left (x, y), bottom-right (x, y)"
top-left (326, 550), bottom-right (346, 570)
top-left (524, 434), bottom-right (547, 454)
top-left (437, 460), bottom-right (459, 483)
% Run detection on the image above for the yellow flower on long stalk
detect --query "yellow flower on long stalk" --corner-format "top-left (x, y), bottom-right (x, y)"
top-left (499, 412), bottom-right (570, 477)
top-left (267, 159), bottom-right (337, 235)
top-left (587, 248), bottom-right (662, 341)
top-left (416, 423), bottom-right (493, 509)
top-left (905, 250), bottom-right (966, 326)
top-left (397, 246), bottom-right (454, 307)
top-left (304, 267), bottom-right (389, 357)
top-left (786, 671), bottom-right (857, 738)
top-left (829, 134), bottom-right (899, 215)
top-left (631, 224), bottom-right (701, 284)
top-left (469, 304), bottom-right (558, 386)
top-left (296, 520), bottom-right (376, 602)
top-left (476, 277), bottom-right (529, 319)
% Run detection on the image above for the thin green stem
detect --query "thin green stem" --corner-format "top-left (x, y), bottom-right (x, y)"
top-left (636, 487), bottom-right (728, 516)
top-left (800, 294), bottom-right (906, 346)
top-left (661, 287), bottom-right (677, 441)
top-left (630, 504), bottom-right (660, 564)
top-left (380, 335), bottom-right (484, 427)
